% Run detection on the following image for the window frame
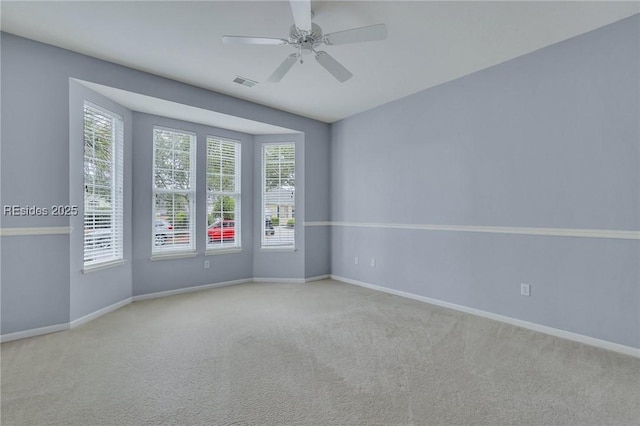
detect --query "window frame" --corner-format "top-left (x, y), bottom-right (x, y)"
top-left (82, 101), bottom-right (125, 269)
top-left (261, 142), bottom-right (296, 249)
top-left (151, 126), bottom-right (197, 256)
top-left (206, 136), bottom-right (242, 253)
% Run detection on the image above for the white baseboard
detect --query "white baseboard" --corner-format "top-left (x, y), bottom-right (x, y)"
top-left (252, 277), bottom-right (307, 283)
top-left (251, 275), bottom-right (330, 283)
top-left (70, 297), bottom-right (132, 328)
top-left (305, 274), bottom-right (331, 282)
top-left (132, 278), bottom-right (251, 301)
top-left (1, 323), bottom-right (69, 343)
top-left (331, 275), bottom-right (640, 359)
top-left (2, 280), bottom-right (253, 342)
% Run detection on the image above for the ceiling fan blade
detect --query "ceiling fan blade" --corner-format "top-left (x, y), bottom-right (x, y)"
top-left (289, 0), bottom-right (312, 32)
top-left (268, 54), bottom-right (299, 82)
top-left (324, 24), bottom-right (387, 45)
top-left (315, 51), bottom-right (353, 83)
top-left (222, 36), bottom-right (288, 46)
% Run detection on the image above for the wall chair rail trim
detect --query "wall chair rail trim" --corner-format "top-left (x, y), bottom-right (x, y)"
top-left (0, 226), bottom-right (72, 237)
top-left (305, 221), bottom-right (639, 240)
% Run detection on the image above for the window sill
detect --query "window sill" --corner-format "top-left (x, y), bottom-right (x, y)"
top-left (205, 248), bottom-right (243, 256)
top-left (260, 246), bottom-right (296, 253)
top-left (150, 252), bottom-right (197, 261)
top-left (83, 259), bottom-right (127, 274)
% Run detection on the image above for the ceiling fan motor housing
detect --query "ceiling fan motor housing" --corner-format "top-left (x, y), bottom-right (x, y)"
top-left (289, 23), bottom-right (323, 54)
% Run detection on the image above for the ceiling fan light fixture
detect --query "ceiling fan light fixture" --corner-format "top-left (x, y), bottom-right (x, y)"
top-left (223, 0), bottom-right (387, 83)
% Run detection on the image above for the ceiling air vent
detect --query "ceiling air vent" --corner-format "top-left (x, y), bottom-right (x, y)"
top-left (233, 76), bottom-right (258, 88)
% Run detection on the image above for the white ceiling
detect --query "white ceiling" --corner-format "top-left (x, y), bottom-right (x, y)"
top-left (2, 1), bottom-right (639, 123)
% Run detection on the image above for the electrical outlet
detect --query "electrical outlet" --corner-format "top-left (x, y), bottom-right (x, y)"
top-left (370, 258), bottom-right (376, 267)
top-left (520, 283), bottom-right (530, 296)
top-left (204, 260), bottom-right (210, 269)
top-left (354, 256), bottom-right (359, 265)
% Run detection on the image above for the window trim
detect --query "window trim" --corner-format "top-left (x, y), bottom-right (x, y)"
top-left (151, 126), bottom-right (197, 255)
top-left (206, 136), bottom-right (242, 252)
top-left (149, 252), bottom-right (198, 261)
top-left (82, 101), bottom-right (124, 269)
top-left (261, 142), bottom-right (296, 249)
top-left (82, 259), bottom-right (127, 274)
top-left (205, 248), bottom-right (243, 256)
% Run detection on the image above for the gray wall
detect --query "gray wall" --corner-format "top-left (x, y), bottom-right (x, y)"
top-left (1, 33), bottom-right (331, 335)
top-left (330, 15), bottom-right (640, 348)
top-left (253, 134), bottom-right (306, 280)
top-left (1, 34), bottom-right (74, 332)
top-left (304, 125), bottom-right (331, 280)
top-left (68, 81), bottom-right (133, 322)
top-left (131, 113), bottom-right (254, 296)
top-left (1, 236), bottom-right (70, 332)
top-left (3, 14), bottom-right (636, 350)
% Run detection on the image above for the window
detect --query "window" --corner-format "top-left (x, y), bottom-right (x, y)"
top-left (206, 138), bottom-right (241, 250)
top-left (152, 127), bottom-right (196, 254)
top-left (262, 143), bottom-right (295, 248)
top-left (83, 102), bottom-right (124, 267)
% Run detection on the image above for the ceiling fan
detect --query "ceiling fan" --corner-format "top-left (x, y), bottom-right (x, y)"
top-left (222, 0), bottom-right (387, 83)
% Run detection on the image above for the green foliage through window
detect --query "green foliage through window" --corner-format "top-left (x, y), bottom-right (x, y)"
top-left (152, 128), bottom-right (195, 252)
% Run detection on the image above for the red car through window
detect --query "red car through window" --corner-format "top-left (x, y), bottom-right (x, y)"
top-left (208, 220), bottom-right (235, 242)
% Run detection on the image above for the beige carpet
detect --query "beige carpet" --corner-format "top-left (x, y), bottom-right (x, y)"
top-left (2, 279), bottom-right (639, 425)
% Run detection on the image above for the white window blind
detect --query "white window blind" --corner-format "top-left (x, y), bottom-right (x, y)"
top-left (206, 138), bottom-right (241, 250)
top-left (262, 143), bottom-right (295, 248)
top-left (83, 102), bottom-right (124, 267)
top-left (152, 127), bottom-right (196, 254)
